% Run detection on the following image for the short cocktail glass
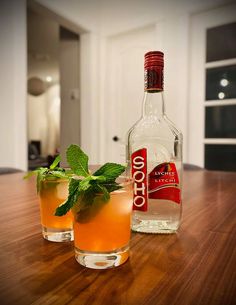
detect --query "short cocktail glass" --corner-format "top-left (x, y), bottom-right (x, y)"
top-left (39, 179), bottom-right (74, 242)
top-left (73, 177), bottom-right (133, 269)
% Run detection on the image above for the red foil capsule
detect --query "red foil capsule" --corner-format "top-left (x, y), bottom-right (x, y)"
top-left (144, 51), bottom-right (164, 91)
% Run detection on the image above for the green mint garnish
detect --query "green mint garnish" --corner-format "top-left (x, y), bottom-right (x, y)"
top-left (66, 144), bottom-right (89, 177)
top-left (55, 178), bottom-right (81, 216)
top-left (49, 155), bottom-right (61, 170)
top-left (36, 168), bottom-right (48, 193)
top-left (24, 155), bottom-right (69, 193)
top-left (93, 163), bottom-right (126, 181)
top-left (55, 144), bottom-right (126, 218)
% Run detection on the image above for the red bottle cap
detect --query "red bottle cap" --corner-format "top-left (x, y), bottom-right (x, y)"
top-left (144, 51), bottom-right (164, 68)
top-left (144, 51), bottom-right (164, 91)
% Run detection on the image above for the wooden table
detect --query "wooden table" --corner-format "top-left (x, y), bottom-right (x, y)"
top-left (0, 170), bottom-right (235, 305)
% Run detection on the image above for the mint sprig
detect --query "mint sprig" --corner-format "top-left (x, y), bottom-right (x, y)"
top-left (24, 155), bottom-right (69, 193)
top-left (93, 162), bottom-right (126, 181)
top-left (55, 144), bottom-right (126, 217)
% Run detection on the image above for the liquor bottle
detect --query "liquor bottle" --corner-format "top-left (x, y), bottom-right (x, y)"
top-left (126, 51), bottom-right (183, 233)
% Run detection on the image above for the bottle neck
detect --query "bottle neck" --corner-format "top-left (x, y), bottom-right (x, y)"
top-left (142, 90), bottom-right (165, 118)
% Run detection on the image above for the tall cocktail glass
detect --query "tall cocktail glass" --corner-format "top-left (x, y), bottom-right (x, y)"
top-left (39, 178), bottom-right (74, 242)
top-left (73, 177), bottom-right (133, 269)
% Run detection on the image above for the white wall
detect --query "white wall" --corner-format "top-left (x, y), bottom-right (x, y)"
top-left (0, 0), bottom-right (232, 169)
top-left (98, 0), bottom-right (233, 163)
top-left (36, 0), bottom-right (232, 165)
top-left (0, 0), bottom-right (27, 170)
top-left (59, 35), bottom-right (80, 165)
top-left (36, 0), bottom-right (100, 33)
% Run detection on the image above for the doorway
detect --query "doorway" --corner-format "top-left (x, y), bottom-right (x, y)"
top-left (27, 3), bottom-right (81, 170)
top-left (105, 24), bottom-right (158, 163)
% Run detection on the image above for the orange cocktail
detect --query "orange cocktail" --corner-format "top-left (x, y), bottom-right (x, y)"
top-left (73, 178), bottom-right (133, 269)
top-left (39, 179), bottom-right (73, 242)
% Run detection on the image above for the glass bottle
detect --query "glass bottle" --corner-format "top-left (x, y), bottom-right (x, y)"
top-left (126, 51), bottom-right (183, 233)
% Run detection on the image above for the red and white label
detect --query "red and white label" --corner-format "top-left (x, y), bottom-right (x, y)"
top-left (148, 162), bottom-right (181, 204)
top-left (131, 148), bottom-right (148, 211)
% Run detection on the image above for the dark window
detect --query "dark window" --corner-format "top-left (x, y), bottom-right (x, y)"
top-left (205, 22), bottom-right (236, 172)
top-left (205, 105), bottom-right (236, 138)
top-left (206, 22), bottom-right (236, 62)
top-left (206, 65), bottom-right (236, 100)
top-left (205, 144), bottom-right (236, 171)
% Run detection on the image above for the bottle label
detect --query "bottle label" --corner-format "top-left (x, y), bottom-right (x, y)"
top-left (148, 162), bottom-right (181, 204)
top-left (131, 148), bottom-right (148, 211)
top-left (144, 67), bottom-right (163, 91)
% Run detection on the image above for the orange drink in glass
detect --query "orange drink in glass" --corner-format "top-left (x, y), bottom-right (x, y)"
top-left (73, 177), bottom-right (133, 269)
top-left (39, 179), bottom-right (74, 242)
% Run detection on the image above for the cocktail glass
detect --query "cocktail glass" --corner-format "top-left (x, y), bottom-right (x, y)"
top-left (73, 177), bottom-right (133, 269)
top-left (39, 178), bottom-right (74, 242)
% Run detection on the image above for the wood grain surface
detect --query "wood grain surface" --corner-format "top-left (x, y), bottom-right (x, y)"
top-left (0, 170), bottom-right (235, 305)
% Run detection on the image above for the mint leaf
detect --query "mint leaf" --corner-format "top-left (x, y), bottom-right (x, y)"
top-left (90, 175), bottom-right (106, 183)
top-left (78, 175), bottom-right (106, 192)
top-left (24, 154), bottom-right (70, 193)
top-left (96, 184), bottom-right (110, 201)
top-left (49, 155), bottom-right (61, 170)
top-left (80, 188), bottom-right (96, 207)
top-left (69, 178), bottom-right (81, 193)
top-left (37, 168), bottom-right (47, 193)
top-left (93, 163), bottom-right (126, 181)
top-left (55, 179), bottom-right (81, 216)
top-left (48, 170), bottom-right (68, 180)
top-left (79, 176), bottom-right (92, 191)
top-left (55, 194), bottom-right (75, 216)
top-left (66, 144), bottom-right (89, 177)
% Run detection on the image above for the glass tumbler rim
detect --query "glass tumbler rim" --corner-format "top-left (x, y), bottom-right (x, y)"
top-left (41, 177), bottom-right (69, 183)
